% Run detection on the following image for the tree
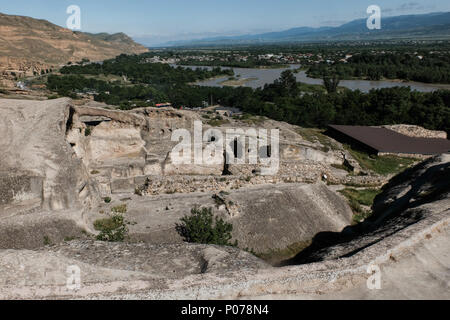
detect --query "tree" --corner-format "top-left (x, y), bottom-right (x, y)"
top-left (176, 207), bottom-right (236, 246)
top-left (93, 214), bottom-right (128, 242)
top-left (279, 70), bottom-right (298, 97)
top-left (323, 74), bottom-right (340, 93)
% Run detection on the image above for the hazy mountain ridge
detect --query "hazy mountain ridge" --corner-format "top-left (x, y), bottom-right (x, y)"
top-left (160, 12), bottom-right (450, 47)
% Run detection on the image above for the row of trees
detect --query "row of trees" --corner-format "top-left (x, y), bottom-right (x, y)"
top-left (308, 52), bottom-right (450, 83)
top-left (60, 54), bottom-right (233, 87)
top-left (49, 59), bottom-right (450, 134)
top-left (196, 71), bottom-right (450, 134)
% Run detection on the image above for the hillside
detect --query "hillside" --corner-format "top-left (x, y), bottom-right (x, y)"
top-left (164, 12), bottom-right (450, 47)
top-left (0, 12), bottom-right (148, 77)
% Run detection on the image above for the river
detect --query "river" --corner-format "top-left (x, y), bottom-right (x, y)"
top-left (174, 64), bottom-right (450, 93)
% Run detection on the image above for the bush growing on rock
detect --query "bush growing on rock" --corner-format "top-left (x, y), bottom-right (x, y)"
top-left (111, 204), bottom-right (127, 214)
top-left (94, 215), bottom-right (128, 242)
top-left (176, 207), bottom-right (236, 246)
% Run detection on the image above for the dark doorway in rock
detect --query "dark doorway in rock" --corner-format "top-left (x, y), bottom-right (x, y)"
top-left (231, 138), bottom-right (243, 159)
top-left (222, 150), bottom-right (232, 176)
top-left (259, 145), bottom-right (272, 158)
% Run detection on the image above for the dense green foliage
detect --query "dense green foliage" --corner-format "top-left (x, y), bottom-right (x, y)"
top-left (59, 54), bottom-right (233, 83)
top-left (47, 74), bottom-right (167, 107)
top-left (308, 52), bottom-right (450, 83)
top-left (47, 53), bottom-right (450, 134)
top-left (240, 76), bottom-right (450, 134)
top-left (48, 54), bottom-right (233, 109)
top-left (176, 207), bottom-right (236, 246)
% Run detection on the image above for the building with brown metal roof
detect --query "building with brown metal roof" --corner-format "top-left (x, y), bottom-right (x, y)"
top-left (327, 125), bottom-right (450, 155)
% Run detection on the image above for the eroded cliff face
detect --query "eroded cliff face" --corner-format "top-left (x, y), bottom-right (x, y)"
top-left (66, 103), bottom-right (372, 197)
top-left (0, 98), bottom-right (98, 213)
top-left (0, 99), bottom-right (99, 248)
top-left (66, 105), bottom-right (205, 194)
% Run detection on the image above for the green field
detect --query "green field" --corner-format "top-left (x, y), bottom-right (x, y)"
top-left (345, 146), bottom-right (418, 176)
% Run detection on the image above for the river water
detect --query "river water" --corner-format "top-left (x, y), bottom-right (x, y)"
top-left (174, 64), bottom-right (450, 93)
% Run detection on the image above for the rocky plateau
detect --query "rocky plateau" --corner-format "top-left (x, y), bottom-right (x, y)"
top-left (0, 97), bottom-right (448, 299)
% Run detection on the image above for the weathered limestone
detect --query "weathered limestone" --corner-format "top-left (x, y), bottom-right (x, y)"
top-left (0, 98), bottom-right (100, 247)
top-left (0, 98), bottom-right (98, 212)
top-left (286, 154), bottom-right (450, 264)
top-left (65, 104), bottom-right (366, 199)
top-left (383, 124), bottom-right (447, 139)
top-left (0, 159), bottom-right (448, 298)
top-left (97, 182), bottom-right (352, 254)
top-left (1, 97), bottom-right (447, 299)
top-left (0, 173), bottom-right (43, 208)
top-left (0, 98), bottom-right (357, 250)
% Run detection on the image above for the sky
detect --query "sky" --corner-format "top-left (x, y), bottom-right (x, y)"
top-left (1, 0), bottom-right (449, 45)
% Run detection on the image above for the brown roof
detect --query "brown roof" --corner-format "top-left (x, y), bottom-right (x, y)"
top-left (328, 125), bottom-right (450, 155)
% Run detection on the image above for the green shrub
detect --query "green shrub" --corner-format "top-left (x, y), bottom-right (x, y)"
top-left (176, 207), bottom-right (236, 246)
top-left (93, 215), bottom-right (128, 242)
top-left (111, 204), bottom-right (127, 214)
top-left (207, 117), bottom-right (230, 127)
top-left (85, 126), bottom-right (92, 136)
top-left (103, 197), bottom-right (111, 203)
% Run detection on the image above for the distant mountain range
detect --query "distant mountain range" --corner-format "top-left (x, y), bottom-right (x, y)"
top-left (159, 12), bottom-right (450, 47)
